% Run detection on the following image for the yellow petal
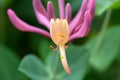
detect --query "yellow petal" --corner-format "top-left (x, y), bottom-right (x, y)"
top-left (50, 18), bottom-right (69, 46)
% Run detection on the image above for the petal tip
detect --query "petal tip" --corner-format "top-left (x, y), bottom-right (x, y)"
top-left (48, 1), bottom-right (52, 4)
top-left (66, 3), bottom-right (70, 6)
top-left (7, 9), bottom-right (13, 15)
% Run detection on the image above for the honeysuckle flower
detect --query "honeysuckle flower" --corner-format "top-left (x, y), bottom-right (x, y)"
top-left (7, 0), bottom-right (96, 74)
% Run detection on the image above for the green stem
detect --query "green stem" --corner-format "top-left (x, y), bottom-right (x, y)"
top-left (53, 49), bottom-right (59, 73)
top-left (47, 49), bottom-right (59, 79)
top-left (91, 10), bottom-right (112, 61)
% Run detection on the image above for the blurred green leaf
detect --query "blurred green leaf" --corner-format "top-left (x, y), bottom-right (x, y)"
top-left (19, 45), bottom-right (90, 80)
top-left (96, 0), bottom-right (120, 15)
top-left (19, 54), bottom-right (49, 80)
top-left (0, 0), bottom-right (13, 7)
top-left (0, 44), bottom-right (28, 80)
top-left (85, 25), bottom-right (120, 71)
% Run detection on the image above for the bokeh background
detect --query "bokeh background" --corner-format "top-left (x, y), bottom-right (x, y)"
top-left (0, 0), bottom-right (120, 80)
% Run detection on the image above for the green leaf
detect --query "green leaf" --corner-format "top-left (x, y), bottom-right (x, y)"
top-left (19, 45), bottom-right (90, 80)
top-left (19, 54), bottom-right (49, 80)
top-left (0, 44), bottom-right (28, 80)
top-left (96, 0), bottom-right (120, 15)
top-left (85, 25), bottom-right (120, 71)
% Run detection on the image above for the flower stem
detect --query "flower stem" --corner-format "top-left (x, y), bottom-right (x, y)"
top-left (59, 45), bottom-right (71, 74)
top-left (91, 10), bottom-right (112, 62)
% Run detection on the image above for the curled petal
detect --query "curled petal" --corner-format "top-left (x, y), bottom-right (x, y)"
top-left (58, 0), bottom-right (65, 19)
top-left (33, 0), bottom-right (50, 29)
top-left (47, 1), bottom-right (56, 20)
top-left (69, 11), bottom-right (91, 42)
top-left (87, 0), bottom-right (96, 19)
top-left (7, 9), bottom-right (50, 38)
top-left (73, 24), bottom-right (82, 33)
top-left (65, 3), bottom-right (72, 23)
top-left (69, 0), bottom-right (88, 34)
top-left (33, 0), bottom-right (47, 16)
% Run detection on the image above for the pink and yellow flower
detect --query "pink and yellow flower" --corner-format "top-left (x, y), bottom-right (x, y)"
top-left (7, 0), bottom-right (96, 74)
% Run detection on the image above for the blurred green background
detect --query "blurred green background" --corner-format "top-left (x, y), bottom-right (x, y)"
top-left (0, 0), bottom-right (120, 80)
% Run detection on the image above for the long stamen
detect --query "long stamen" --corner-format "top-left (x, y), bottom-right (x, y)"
top-left (59, 45), bottom-right (71, 74)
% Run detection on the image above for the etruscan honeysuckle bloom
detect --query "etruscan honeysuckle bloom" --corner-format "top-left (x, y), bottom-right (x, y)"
top-left (7, 0), bottom-right (96, 74)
